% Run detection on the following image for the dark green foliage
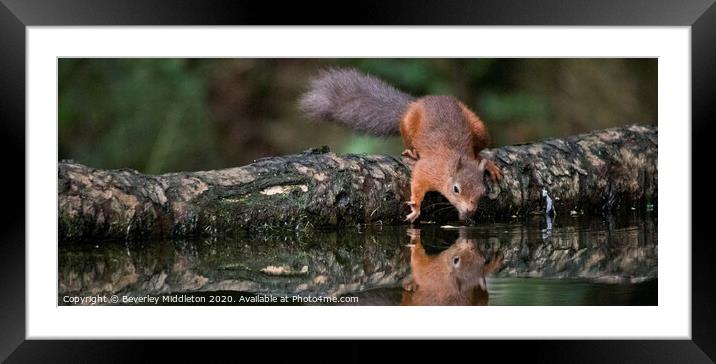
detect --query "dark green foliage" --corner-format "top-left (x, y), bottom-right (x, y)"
top-left (59, 58), bottom-right (222, 173)
top-left (59, 58), bottom-right (657, 173)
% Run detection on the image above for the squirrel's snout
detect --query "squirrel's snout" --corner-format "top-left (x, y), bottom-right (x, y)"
top-left (458, 207), bottom-right (476, 221)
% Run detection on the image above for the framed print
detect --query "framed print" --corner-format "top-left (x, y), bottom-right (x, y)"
top-left (2, 0), bottom-right (715, 361)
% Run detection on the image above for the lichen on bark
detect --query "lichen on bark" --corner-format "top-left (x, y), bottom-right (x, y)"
top-left (58, 125), bottom-right (657, 242)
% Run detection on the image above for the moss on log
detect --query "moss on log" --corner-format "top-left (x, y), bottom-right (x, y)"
top-left (58, 217), bottom-right (657, 302)
top-left (58, 125), bottom-right (657, 242)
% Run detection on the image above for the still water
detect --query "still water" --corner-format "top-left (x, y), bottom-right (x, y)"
top-left (58, 212), bottom-right (657, 306)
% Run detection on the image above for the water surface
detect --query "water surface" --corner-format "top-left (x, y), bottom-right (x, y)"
top-left (58, 212), bottom-right (657, 305)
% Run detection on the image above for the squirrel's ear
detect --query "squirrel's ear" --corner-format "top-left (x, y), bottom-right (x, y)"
top-left (477, 159), bottom-right (487, 173)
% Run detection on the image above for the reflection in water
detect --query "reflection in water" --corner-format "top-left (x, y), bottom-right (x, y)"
top-left (400, 228), bottom-right (502, 306)
top-left (541, 213), bottom-right (554, 241)
top-left (58, 213), bottom-right (657, 305)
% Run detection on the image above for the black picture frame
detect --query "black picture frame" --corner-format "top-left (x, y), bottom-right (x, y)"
top-left (2, 0), bottom-right (714, 362)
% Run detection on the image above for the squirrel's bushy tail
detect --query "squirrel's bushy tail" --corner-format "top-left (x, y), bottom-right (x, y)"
top-left (298, 68), bottom-right (413, 136)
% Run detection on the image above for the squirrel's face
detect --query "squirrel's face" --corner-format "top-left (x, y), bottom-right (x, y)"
top-left (403, 229), bottom-right (502, 306)
top-left (444, 238), bottom-right (491, 305)
top-left (446, 157), bottom-right (488, 220)
top-left (444, 238), bottom-right (486, 284)
top-left (405, 236), bottom-right (488, 305)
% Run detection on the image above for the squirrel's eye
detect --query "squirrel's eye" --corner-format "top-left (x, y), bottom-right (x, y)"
top-left (453, 185), bottom-right (460, 194)
top-left (453, 256), bottom-right (460, 266)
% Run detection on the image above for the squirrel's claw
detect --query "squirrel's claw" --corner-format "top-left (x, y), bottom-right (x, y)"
top-left (406, 228), bottom-right (421, 239)
top-left (405, 200), bottom-right (420, 222)
top-left (401, 149), bottom-right (420, 160)
top-left (402, 278), bottom-right (418, 292)
top-left (405, 209), bottom-right (420, 223)
top-left (486, 160), bottom-right (503, 182)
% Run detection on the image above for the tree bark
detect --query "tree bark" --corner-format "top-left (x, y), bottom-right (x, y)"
top-left (58, 216), bottom-right (657, 303)
top-left (58, 125), bottom-right (657, 242)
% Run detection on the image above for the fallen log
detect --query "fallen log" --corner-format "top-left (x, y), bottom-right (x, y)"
top-left (58, 216), bottom-right (658, 303)
top-left (58, 124), bottom-right (657, 242)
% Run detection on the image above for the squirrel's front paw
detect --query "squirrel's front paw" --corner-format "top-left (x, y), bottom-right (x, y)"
top-left (402, 276), bottom-right (418, 292)
top-left (401, 148), bottom-right (420, 160)
top-left (486, 160), bottom-right (503, 182)
top-left (405, 205), bottom-right (420, 223)
top-left (406, 228), bottom-right (421, 239)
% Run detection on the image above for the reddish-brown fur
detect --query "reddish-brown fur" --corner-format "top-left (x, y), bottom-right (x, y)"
top-left (460, 103), bottom-right (503, 179)
top-left (400, 96), bottom-right (503, 222)
top-left (401, 229), bottom-right (503, 306)
top-left (299, 68), bottom-right (502, 223)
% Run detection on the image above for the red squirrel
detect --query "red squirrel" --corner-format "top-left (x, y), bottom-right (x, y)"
top-left (401, 228), bottom-right (503, 306)
top-left (299, 68), bottom-right (502, 223)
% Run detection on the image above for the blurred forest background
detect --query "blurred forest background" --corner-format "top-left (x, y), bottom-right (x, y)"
top-left (58, 58), bottom-right (657, 174)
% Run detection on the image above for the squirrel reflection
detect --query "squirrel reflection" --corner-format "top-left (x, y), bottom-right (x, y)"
top-left (401, 228), bottom-right (503, 306)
